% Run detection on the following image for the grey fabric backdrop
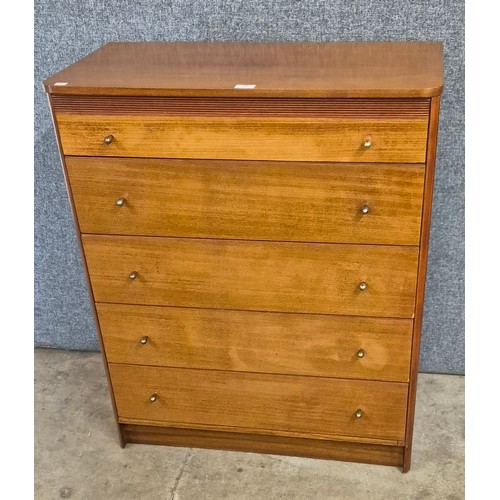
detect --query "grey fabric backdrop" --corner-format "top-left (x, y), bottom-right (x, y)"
top-left (34, 0), bottom-right (465, 374)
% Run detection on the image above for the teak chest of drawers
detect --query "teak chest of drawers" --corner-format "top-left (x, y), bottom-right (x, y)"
top-left (44, 42), bottom-right (443, 472)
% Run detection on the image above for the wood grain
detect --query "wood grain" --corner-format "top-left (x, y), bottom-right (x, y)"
top-left (122, 424), bottom-right (405, 466)
top-left (56, 115), bottom-right (428, 163)
top-left (67, 157), bottom-right (425, 245)
top-left (97, 303), bottom-right (413, 382)
top-left (43, 41), bottom-right (443, 98)
top-left (403, 96), bottom-right (441, 473)
top-left (109, 364), bottom-right (408, 442)
top-left (83, 235), bottom-right (419, 318)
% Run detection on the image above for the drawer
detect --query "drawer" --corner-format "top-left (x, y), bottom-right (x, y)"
top-left (98, 304), bottom-right (413, 382)
top-left (57, 115), bottom-right (428, 163)
top-left (68, 157), bottom-right (425, 246)
top-left (109, 364), bottom-right (408, 442)
top-left (83, 235), bottom-right (419, 318)
top-left (54, 97), bottom-right (429, 163)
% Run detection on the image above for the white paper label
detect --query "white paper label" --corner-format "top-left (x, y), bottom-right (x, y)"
top-left (234, 84), bottom-right (256, 89)
top-left (53, 82), bottom-right (69, 86)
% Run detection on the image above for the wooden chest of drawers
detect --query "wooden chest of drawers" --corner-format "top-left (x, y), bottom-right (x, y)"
top-left (44, 42), bottom-right (443, 472)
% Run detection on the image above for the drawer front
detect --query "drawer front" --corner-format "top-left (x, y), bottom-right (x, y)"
top-left (109, 364), bottom-right (408, 442)
top-left (83, 235), bottom-right (419, 318)
top-left (68, 157), bottom-right (425, 246)
top-left (98, 304), bottom-right (413, 382)
top-left (56, 114), bottom-right (428, 163)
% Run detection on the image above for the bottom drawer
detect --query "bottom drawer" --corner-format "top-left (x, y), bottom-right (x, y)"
top-left (109, 364), bottom-right (408, 443)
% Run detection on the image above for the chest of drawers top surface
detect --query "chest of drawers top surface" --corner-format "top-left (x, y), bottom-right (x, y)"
top-left (45, 42), bottom-right (442, 472)
top-left (44, 41), bottom-right (443, 97)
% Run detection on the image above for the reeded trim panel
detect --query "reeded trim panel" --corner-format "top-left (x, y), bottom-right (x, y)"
top-left (52, 96), bottom-right (430, 120)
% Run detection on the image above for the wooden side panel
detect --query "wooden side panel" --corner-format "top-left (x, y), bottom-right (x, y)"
top-left (110, 364), bottom-right (408, 442)
top-left (67, 157), bottom-right (425, 245)
top-left (45, 96), bottom-right (125, 446)
top-left (56, 115), bottom-right (428, 163)
top-left (97, 304), bottom-right (413, 382)
top-left (83, 235), bottom-right (419, 318)
top-left (403, 96), bottom-right (441, 472)
top-left (122, 424), bottom-right (404, 466)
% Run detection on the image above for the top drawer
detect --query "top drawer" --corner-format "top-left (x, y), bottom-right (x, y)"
top-left (53, 97), bottom-right (429, 163)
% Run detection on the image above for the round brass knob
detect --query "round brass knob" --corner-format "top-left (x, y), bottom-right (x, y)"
top-left (358, 282), bottom-right (367, 291)
top-left (149, 393), bottom-right (158, 403)
top-left (357, 349), bottom-right (365, 358)
top-left (103, 135), bottom-right (114, 145)
top-left (361, 204), bottom-right (369, 215)
top-left (355, 409), bottom-right (363, 418)
top-left (363, 138), bottom-right (372, 149)
top-left (140, 336), bottom-right (149, 345)
top-left (128, 271), bottom-right (138, 280)
top-left (115, 197), bottom-right (126, 207)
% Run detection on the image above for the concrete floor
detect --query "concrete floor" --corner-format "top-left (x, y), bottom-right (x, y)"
top-left (35, 348), bottom-right (464, 500)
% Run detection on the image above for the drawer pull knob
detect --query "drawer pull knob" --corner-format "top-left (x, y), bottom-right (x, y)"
top-left (140, 336), bottom-right (149, 345)
top-left (103, 135), bottom-right (114, 145)
top-left (355, 409), bottom-right (364, 419)
top-left (149, 393), bottom-right (158, 403)
top-left (128, 271), bottom-right (138, 280)
top-left (115, 197), bottom-right (126, 207)
top-left (357, 349), bottom-right (365, 358)
top-left (361, 204), bottom-right (369, 215)
top-left (363, 138), bottom-right (372, 149)
top-left (358, 281), bottom-right (367, 291)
